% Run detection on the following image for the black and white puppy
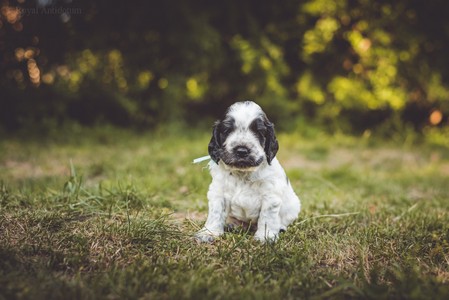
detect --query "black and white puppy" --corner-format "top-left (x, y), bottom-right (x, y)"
top-left (195, 101), bottom-right (301, 243)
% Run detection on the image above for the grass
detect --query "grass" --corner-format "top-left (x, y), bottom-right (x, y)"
top-left (1, 126), bottom-right (449, 299)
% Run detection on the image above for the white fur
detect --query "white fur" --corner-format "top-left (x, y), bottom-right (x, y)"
top-left (195, 101), bottom-right (301, 243)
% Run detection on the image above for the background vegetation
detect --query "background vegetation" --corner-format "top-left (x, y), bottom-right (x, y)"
top-left (1, 0), bottom-right (449, 133)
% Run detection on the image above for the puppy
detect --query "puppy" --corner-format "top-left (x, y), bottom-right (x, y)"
top-left (195, 101), bottom-right (301, 243)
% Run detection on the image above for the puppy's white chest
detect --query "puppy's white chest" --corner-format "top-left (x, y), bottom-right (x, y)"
top-left (223, 174), bottom-right (262, 222)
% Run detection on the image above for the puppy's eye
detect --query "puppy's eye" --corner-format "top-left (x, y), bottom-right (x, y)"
top-left (223, 127), bottom-right (233, 134)
top-left (255, 123), bottom-right (267, 135)
top-left (221, 122), bottom-right (234, 135)
top-left (257, 127), bottom-right (267, 135)
top-left (250, 119), bottom-right (267, 137)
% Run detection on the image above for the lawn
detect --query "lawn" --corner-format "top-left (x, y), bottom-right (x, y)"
top-left (1, 127), bottom-right (449, 299)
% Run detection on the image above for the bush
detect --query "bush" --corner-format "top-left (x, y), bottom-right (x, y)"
top-left (1, 0), bottom-right (448, 132)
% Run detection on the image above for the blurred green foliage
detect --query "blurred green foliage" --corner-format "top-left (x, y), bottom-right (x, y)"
top-left (1, 0), bottom-right (448, 133)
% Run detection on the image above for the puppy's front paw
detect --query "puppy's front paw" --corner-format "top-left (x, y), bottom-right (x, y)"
top-left (254, 229), bottom-right (279, 243)
top-left (194, 228), bottom-right (223, 243)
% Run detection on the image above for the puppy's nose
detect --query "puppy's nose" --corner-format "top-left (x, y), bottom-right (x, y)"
top-left (235, 146), bottom-right (250, 158)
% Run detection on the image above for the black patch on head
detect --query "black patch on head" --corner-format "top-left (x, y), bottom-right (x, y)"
top-left (249, 117), bottom-right (267, 146)
top-left (220, 117), bottom-right (236, 141)
top-left (249, 114), bottom-right (278, 165)
top-left (208, 117), bottom-right (235, 164)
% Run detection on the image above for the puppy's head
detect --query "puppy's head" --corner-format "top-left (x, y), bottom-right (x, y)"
top-left (208, 101), bottom-right (278, 171)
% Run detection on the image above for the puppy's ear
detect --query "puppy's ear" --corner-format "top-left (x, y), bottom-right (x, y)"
top-left (208, 121), bottom-right (221, 164)
top-left (264, 119), bottom-right (279, 165)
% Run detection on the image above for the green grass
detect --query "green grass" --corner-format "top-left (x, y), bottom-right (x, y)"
top-left (1, 127), bottom-right (449, 299)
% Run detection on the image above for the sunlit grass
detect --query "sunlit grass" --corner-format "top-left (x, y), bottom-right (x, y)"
top-left (1, 127), bottom-right (449, 299)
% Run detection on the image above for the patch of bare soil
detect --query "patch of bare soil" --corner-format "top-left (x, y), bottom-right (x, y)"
top-left (282, 147), bottom-right (432, 172)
